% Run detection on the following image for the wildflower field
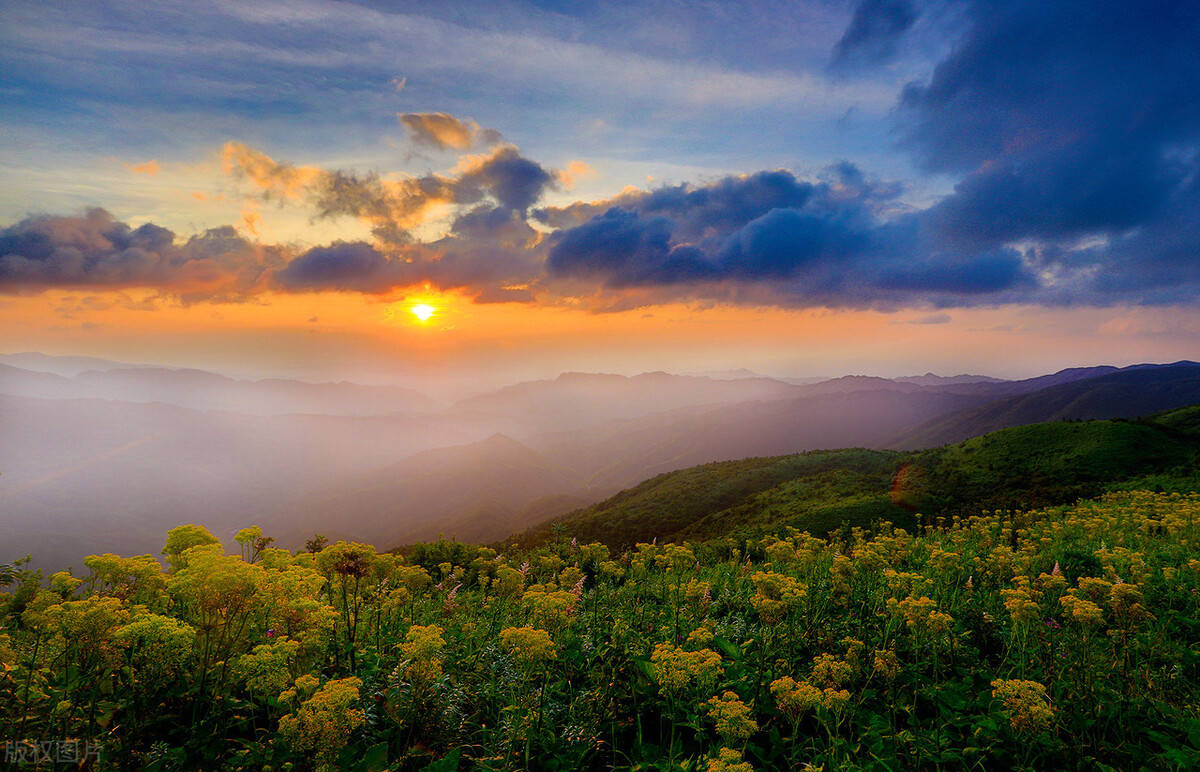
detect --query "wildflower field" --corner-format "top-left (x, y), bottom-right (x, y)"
top-left (2, 491), bottom-right (1200, 770)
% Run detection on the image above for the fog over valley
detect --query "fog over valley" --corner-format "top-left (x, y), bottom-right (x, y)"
top-left (4, 352), bottom-right (1198, 570)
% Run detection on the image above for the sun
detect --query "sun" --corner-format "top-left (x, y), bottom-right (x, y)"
top-left (410, 303), bottom-right (436, 323)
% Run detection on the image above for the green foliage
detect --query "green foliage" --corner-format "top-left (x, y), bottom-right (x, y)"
top-left (5, 409), bottom-right (1200, 769)
top-left (3, 491), bottom-right (1200, 769)
top-left (519, 449), bottom-right (907, 549)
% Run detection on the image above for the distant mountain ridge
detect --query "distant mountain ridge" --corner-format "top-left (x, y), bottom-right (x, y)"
top-left (0, 361), bottom-right (439, 416)
top-left (894, 372), bottom-right (1006, 386)
top-left (890, 362), bottom-right (1200, 448)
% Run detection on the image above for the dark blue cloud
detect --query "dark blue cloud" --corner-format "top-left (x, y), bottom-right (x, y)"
top-left (545, 166), bottom-right (1039, 305)
top-left (547, 208), bottom-right (720, 286)
top-left (898, 0), bottom-right (1200, 302)
top-left (457, 147), bottom-right (556, 213)
top-left (273, 241), bottom-right (392, 292)
top-left (831, 0), bottom-right (919, 69)
top-left (0, 209), bottom-right (278, 298)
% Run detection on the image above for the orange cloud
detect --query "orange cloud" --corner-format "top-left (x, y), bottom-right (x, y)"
top-left (221, 142), bottom-right (323, 201)
top-left (556, 160), bottom-right (596, 190)
top-left (399, 112), bottom-right (501, 151)
top-left (128, 160), bottom-right (161, 176)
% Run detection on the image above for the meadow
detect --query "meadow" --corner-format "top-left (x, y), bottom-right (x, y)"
top-left (2, 490), bottom-right (1199, 770)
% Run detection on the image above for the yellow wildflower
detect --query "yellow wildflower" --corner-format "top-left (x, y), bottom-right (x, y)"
top-left (770, 676), bottom-right (822, 720)
top-left (990, 679), bottom-right (1054, 732)
top-left (521, 589), bottom-right (577, 629)
top-left (707, 747), bottom-right (754, 772)
top-left (705, 691), bottom-right (758, 742)
top-left (649, 642), bottom-right (722, 697)
top-left (810, 653), bottom-right (852, 689)
top-left (278, 677), bottom-right (365, 772)
top-left (872, 649), bottom-right (900, 681)
top-left (1059, 594), bottom-right (1104, 626)
top-left (401, 624), bottom-right (446, 683)
top-left (499, 626), bottom-right (557, 665)
top-left (750, 571), bottom-right (807, 623)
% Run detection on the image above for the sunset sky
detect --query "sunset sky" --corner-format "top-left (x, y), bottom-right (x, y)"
top-left (2, 0), bottom-right (1198, 384)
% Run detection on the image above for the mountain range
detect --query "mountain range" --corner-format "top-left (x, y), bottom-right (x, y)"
top-left (2, 353), bottom-right (1199, 568)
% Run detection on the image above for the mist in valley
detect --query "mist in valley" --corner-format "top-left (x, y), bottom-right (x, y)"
top-left (4, 352), bottom-right (1199, 571)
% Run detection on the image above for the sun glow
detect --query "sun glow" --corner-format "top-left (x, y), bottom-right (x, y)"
top-left (410, 303), bottom-right (436, 322)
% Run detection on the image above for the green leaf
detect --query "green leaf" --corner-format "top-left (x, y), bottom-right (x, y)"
top-left (714, 637), bottom-right (741, 660)
top-left (361, 741), bottom-right (389, 771)
top-left (423, 748), bottom-right (461, 772)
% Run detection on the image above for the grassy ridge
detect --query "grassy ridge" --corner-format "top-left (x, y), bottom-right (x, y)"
top-left (519, 406), bottom-right (1200, 549)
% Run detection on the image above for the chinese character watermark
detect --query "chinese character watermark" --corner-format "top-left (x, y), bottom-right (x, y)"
top-left (3, 739), bottom-right (101, 766)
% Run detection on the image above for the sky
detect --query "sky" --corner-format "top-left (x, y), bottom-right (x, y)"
top-left (1, 0), bottom-right (1198, 383)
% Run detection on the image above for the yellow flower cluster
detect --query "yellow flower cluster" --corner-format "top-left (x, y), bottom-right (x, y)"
top-left (395, 564), bottom-right (432, 593)
top-left (499, 626), bottom-right (557, 664)
top-left (990, 678), bottom-right (1055, 732)
top-left (278, 676), bottom-right (365, 772)
top-left (1109, 582), bottom-right (1152, 625)
top-left (1000, 577), bottom-right (1041, 626)
top-left (401, 624), bottom-right (446, 683)
top-left (830, 553), bottom-right (855, 598)
top-left (598, 560), bottom-right (626, 582)
top-left (492, 565), bottom-right (525, 597)
top-left (749, 571), bottom-right (807, 623)
top-left (769, 676), bottom-right (822, 719)
top-left (655, 544), bottom-right (697, 572)
top-left (762, 536), bottom-right (797, 566)
top-left (872, 649), bottom-right (900, 682)
top-left (649, 642), bottom-right (723, 697)
top-left (810, 653), bottom-right (852, 690)
top-left (686, 623), bottom-right (715, 649)
top-left (1059, 594), bottom-right (1104, 626)
top-left (707, 747), bottom-right (755, 772)
top-left (233, 637), bottom-right (300, 696)
top-left (888, 595), bottom-right (954, 637)
top-left (704, 691), bottom-right (758, 742)
top-left (521, 589), bottom-right (577, 629)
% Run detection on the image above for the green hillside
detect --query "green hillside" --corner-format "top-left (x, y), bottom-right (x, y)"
top-left (517, 405), bottom-right (1200, 549)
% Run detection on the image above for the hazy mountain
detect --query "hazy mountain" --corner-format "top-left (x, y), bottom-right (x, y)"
top-left (450, 371), bottom-right (803, 435)
top-left (921, 365), bottom-right (1123, 399)
top-left (279, 434), bottom-right (586, 548)
top-left (795, 375), bottom-right (925, 395)
top-left (890, 362), bottom-right (1200, 448)
top-left (0, 363), bottom-right (439, 416)
top-left (0, 394), bottom-right (495, 569)
top-left (0, 351), bottom-right (145, 377)
top-left (0, 363), bottom-right (81, 399)
top-left (894, 373), bottom-right (1007, 386)
top-left (8, 356), bottom-right (1199, 570)
top-left (526, 387), bottom-right (988, 491)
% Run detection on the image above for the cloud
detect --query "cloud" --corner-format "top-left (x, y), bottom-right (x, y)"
top-left (905, 313), bottom-right (951, 325)
top-left (223, 140), bottom-right (557, 244)
top-left (128, 159), bottom-right (161, 176)
top-left (453, 146), bottom-right (557, 213)
top-left (274, 241), bottom-right (394, 293)
top-left (895, 0), bottom-right (1200, 301)
top-left (12, 10), bottom-right (1200, 319)
top-left (0, 208), bottom-right (281, 300)
top-left (543, 164), bottom-right (1035, 307)
top-left (831, 0), bottom-right (918, 69)
top-left (556, 160), bottom-right (596, 191)
top-left (399, 112), bottom-right (502, 151)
